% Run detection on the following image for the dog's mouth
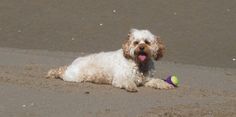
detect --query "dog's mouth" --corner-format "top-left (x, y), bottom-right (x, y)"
top-left (134, 45), bottom-right (151, 63)
top-left (138, 54), bottom-right (147, 62)
top-left (136, 52), bottom-right (149, 63)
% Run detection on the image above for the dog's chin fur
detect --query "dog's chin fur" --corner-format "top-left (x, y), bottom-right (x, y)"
top-left (47, 28), bottom-right (173, 92)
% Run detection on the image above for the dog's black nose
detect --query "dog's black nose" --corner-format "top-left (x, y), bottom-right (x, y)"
top-left (139, 46), bottom-right (145, 50)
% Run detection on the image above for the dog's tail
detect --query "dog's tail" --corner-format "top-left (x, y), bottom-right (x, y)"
top-left (46, 65), bottom-right (68, 79)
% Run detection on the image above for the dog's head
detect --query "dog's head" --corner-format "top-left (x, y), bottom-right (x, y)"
top-left (122, 29), bottom-right (165, 64)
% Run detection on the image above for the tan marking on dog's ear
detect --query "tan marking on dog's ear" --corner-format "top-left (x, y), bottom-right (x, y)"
top-left (122, 36), bottom-right (132, 59)
top-left (153, 36), bottom-right (165, 61)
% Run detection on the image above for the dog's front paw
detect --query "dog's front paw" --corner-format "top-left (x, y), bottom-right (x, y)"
top-left (125, 83), bottom-right (138, 92)
top-left (123, 81), bottom-right (139, 92)
top-left (144, 79), bottom-right (174, 89)
top-left (112, 80), bottom-right (138, 92)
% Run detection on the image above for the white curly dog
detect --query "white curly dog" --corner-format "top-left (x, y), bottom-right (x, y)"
top-left (47, 29), bottom-right (174, 92)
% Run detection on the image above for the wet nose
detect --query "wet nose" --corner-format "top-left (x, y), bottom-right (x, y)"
top-left (139, 46), bottom-right (145, 50)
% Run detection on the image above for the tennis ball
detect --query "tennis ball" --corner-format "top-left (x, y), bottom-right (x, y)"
top-left (165, 75), bottom-right (179, 87)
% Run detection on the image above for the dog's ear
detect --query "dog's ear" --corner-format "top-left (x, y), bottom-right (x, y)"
top-left (122, 33), bottom-right (132, 59)
top-left (153, 36), bottom-right (165, 61)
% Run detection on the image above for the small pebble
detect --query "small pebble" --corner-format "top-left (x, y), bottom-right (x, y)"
top-left (71, 37), bottom-right (75, 41)
top-left (173, 12), bottom-right (177, 15)
top-left (22, 105), bottom-right (26, 107)
top-left (113, 10), bottom-right (116, 13)
top-left (232, 58), bottom-right (236, 61)
top-left (99, 23), bottom-right (103, 26)
top-left (18, 30), bottom-right (22, 33)
top-left (84, 91), bottom-right (90, 94)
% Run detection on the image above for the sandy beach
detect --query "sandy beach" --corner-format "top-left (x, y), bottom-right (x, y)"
top-left (0, 48), bottom-right (235, 117)
top-left (0, 0), bottom-right (236, 117)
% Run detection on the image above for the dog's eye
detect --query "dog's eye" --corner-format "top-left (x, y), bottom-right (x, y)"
top-left (145, 40), bottom-right (150, 45)
top-left (133, 41), bottom-right (139, 45)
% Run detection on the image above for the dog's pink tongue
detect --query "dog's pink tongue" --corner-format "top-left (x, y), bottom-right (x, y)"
top-left (138, 55), bottom-right (146, 62)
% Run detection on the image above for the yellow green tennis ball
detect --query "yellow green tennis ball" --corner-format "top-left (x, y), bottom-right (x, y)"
top-left (165, 75), bottom-right (179, 87)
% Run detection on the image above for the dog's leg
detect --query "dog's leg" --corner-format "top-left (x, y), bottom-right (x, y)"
top-left (144, 78), bottom-right (174, 89)
top-left (112, 79), bottom-right (138, 92)
top-left (46, 65), bottom-right (67, 79)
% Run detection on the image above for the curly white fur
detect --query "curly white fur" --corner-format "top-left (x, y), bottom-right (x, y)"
top-left (47, 28), bottom-right (173, 92)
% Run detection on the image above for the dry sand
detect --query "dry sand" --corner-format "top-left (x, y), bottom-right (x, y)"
top-left (0, 0), bottom-right (236, 117)
top-left (0, 0), bottom-right (236, 68)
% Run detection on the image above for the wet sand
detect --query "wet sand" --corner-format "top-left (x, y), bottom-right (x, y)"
top-left (0, 0), bottom-right (236, 117)
top-left (0, 48), bottom-right (235, 117)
